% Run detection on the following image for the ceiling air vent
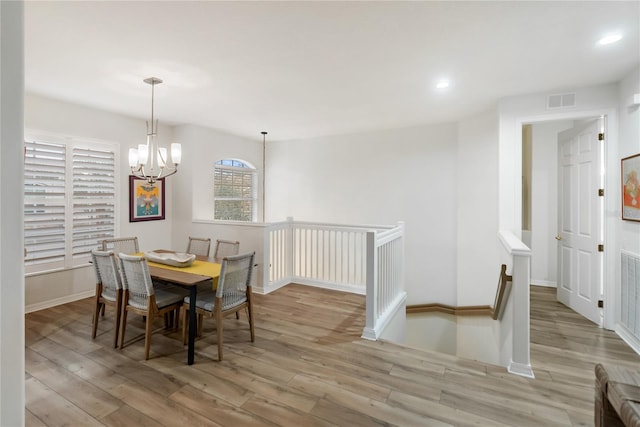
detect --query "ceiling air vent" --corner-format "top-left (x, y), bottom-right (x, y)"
top-left (547, 93), bottom-right (576, 109)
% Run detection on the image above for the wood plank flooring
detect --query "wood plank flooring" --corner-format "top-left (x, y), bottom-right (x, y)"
top-left (25, 284), bottom-right (640, 426)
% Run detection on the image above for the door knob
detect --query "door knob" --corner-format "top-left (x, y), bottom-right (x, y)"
top-left (555, 235), bottom-right (562, 241)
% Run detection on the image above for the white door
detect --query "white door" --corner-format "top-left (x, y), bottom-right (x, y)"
top-left (556, 118), bottom-right (603, 326)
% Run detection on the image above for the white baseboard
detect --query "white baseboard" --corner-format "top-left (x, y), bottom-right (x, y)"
top-left (508, 361), bottom-right (535, 378)
top-left (294, 278), bottom-right (366, 295)
top-left (26, 290), bottom-right (95, 313)
top-left (256, 277), bottom-right (368, 297)
top-left (616, 324), bottom-right (640, 356)
top-left (530, 279), bottom-right (556, 288)
top-left (254, 279), bottom-right (290, 295)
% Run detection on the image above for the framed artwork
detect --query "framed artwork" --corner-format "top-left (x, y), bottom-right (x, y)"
top-left (129, 176), bottom-right (165, 222)
top-left (622, 153), bottom-right (640, 222)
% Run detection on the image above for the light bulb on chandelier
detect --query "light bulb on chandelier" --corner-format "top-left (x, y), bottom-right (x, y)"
top-left (128, 77), bottom-right (181, 184)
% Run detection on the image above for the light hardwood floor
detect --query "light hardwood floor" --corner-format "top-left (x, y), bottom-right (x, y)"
top-left (25, 284), bottom-right (640, 426)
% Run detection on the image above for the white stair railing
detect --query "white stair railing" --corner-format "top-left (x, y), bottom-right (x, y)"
top-left (263, 218), bottom-right (406, 340)
top-left (264, 220), bottom-right (292, 290)
top-left (362, 222), bottom-right (406, 340)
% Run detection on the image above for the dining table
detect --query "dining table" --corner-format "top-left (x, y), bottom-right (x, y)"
top-left (143, 250), bottom-right (221, 365)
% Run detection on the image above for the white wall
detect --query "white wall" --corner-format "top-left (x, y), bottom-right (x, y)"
top-left (1, 1), bottom-right (26, 424)
top-left (24, 93), bottom-right (176, 308)
top-left (529, 120), bottom-right (573, 287)
top-left (617, 66), bottom-right (640, 329)
top-left (266, 123), bottom-right (458, 305)
top-left (406, 313), bottom-right (457, 354)
top-left (618, 66), bottom-right (640, 254)
top-left (456, 108), bottom-right (500, 306)
top-left (171, 124), bottom-right (263, 225)
top-left (405, 313), bottom-right (507, 367)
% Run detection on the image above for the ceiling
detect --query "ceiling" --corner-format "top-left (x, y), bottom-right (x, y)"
top-left (25, 1), bottom-right (640, 142)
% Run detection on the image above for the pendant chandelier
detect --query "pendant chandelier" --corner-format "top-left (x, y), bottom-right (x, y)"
top-left (128, 77), bottom-right (181, 184)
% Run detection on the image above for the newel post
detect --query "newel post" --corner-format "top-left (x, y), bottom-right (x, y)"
top-left (508, 250), bottom-right (534, 378)
top-left (362, 229), bottom-right (378, 340)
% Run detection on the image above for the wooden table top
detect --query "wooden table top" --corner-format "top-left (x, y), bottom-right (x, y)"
top-left (147, 265), bottom-right (213, 286)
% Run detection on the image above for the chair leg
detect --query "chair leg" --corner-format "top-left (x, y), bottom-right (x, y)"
top-left (198, 314), bottom-right (204, 337)
top-left (247, 291), bottom-right (255, 342)
top-left (181, 306), bottom-right (188, 345)
top-left (166, 309), bottom-right (179, 329)
top-left (164, 312), bottom-right (173, 329)
top-left (248, 304), bottom-right (255, 342)
top-left (92, 298), bottom-right (101, 339)
top-left (144, 311), bottom-right (153, 360)
top-left (216, 309), bottom-right (224, 361)
top-left (119, 308), bottom-right (128, 349)
top-left (113, 294), bottom-right (122, 348)
top-left (92, 284), bottom-right (102, 339)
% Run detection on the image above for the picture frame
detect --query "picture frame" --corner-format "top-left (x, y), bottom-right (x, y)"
top-left (129, 176), bottom-right (165, 222)
top-left (622, 153), bottom-right (640, 222)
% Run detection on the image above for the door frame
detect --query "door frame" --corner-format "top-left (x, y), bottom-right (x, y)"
top-left (514, 108), bottom-right (618, 330)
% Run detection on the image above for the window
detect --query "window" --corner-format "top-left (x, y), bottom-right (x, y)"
top-left (24, 137), bottom-right (117, 274)
top-left (214, 159), bottom-right (257, 221)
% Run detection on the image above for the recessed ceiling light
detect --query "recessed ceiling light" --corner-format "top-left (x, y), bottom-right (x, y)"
top-left (436, 80), bottom-right (450, 89)
top-left (598, 33), bottom-right (622, 46)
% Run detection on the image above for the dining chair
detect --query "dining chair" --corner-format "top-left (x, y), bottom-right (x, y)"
top-left (186, 236), bottom-right (211, 257)
top-left (118, 253), bottom-right (184, 360)
top-left (214, 239), bottom-right (240, 259)
top-left (213, 239), bottom-right (242, 320)
top-left (90, 249), bottom-right (123, 348)
top-left (101, 237), bottom-right (139, 256)
top-left (181, 251), bottom-right (255, 361)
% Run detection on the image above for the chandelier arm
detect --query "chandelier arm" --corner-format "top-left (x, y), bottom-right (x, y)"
top-left (130, 164), bottom-right (178, 184)
top-left (156, 165), bottom-right (178, 181)
top-left (131, 167), bottom-right (151, 183)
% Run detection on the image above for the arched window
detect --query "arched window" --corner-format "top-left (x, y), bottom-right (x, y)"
top-left (214, 159), bottom-right (257, 221)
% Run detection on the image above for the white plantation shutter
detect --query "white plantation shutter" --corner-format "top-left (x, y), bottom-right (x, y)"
top-left (24, 138), bottom-right (118, 274)
top-left (24, 140), bottom-right (67, 271)
top-left (72, 147), bottom-right (115, 262)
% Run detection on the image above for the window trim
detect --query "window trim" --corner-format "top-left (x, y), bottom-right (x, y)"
top-left (213, 158), bottom-right (258, 222)
top-left (24, 131), bottom-right (120, 275)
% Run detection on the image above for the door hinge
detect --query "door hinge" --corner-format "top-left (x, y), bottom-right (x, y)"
top-left (598, 132), bottom-right (605, 141)
top-left (598, 244), bottom-right (604, 252)
top-left (598, 188), bottom-right (604, 197)
top-left (598, 300), bottom-right (603, 308)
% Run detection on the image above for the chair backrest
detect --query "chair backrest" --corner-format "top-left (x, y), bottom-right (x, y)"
top-left (216, 252), bottom-right (255, 310)
top-left (214, 239), bottom-right (240, 259)
top-left (118, 253), bottom-right (154, 310)
top-left (101, 237), bottom-right (139, 255)
top-left (186, 236), bottom-right (211, 257)
top-left (91, 250), bottom-right (122, 300)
